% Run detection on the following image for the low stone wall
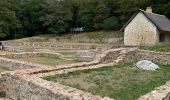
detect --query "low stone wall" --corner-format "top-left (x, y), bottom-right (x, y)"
top-left (0, 52), bottom-right (63, 71)
top-left (3, 45), bottom-right (32, 52)
top-left (1, 48), bottom-right (170, 72)
top-left (75, 50), bottom-right (97, 62)
top-left (0, 52), bottom-right (61, 59)
top-left (0, 63), bottom-right (116, 100)
top-left (98, 49), bottom-right (122, 63)
top-left (1, 74), bottom-right (70, 100)
top-left (96, 48), bottom-right (137, 64)
top-left (136, 50), bottom-right (170, 65)
top-left (139, 80), bottom-right (170, 100)
top-left (4, 41), bottom-right (103, 51)
top-left (0, 49), bottom-right (128, 100)
top-left (0, 48), bottom-right (170, 100)
top-left (0, 57), bottom-right (51, 71)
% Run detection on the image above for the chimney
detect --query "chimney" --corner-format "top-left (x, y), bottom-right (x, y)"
top-left (146, 6), bottom-right (152, 13)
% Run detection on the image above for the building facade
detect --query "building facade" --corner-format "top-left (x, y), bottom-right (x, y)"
top-left (123, 7), bottom-right (170, 46)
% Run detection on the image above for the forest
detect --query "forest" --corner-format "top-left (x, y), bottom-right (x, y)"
top-left (0, 0), bottom-right (170, 39)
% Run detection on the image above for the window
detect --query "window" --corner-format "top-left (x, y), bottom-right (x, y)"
top-left (159, 33), bottom-right (165, 42)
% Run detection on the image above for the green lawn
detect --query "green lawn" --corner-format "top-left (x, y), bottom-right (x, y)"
top-left (17, 56), bottom-right (81, 66)
top-left (140, 44), bottom-right (170, 52)
top-left (43, 62), bottom-right (170, 100)
top-left (0, 67), bottom-right (8, 73)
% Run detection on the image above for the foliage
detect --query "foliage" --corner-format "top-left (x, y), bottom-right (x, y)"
top-left (102, 17), bottom-right (119, 31)
top-left (0, 0), bottom-right (170, 39)
top-left (0, 0), bottom-right (21, 39)
top-left (18, 0), bottom-right (72, 36)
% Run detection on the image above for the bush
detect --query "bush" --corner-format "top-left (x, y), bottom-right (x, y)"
top-left (87, 32), bottom-right (107, 43)
top-left (102, 17), bottom-right (120, 31)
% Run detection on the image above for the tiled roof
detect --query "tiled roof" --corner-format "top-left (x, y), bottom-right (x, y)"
top-left (122, 9), bottom-right (170, 32)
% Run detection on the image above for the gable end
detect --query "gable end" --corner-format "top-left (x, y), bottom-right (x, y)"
top-left (121, 10), bottom-right (161, 31)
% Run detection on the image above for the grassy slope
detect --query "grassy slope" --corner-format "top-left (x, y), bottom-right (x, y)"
top-left (140, 45), bottom-right (170, 52)
top-left (43, 63), bottom-right (170, 100)
top-left (14, 31), bottom-right (123, 44)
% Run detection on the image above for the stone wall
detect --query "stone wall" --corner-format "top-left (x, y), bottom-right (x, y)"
top-left (3, 41), bottom-right (106, 52)
top-left (0, 57), bottom-right (51, 71)
top-left (75, 50), bottom-right (97, 62)
top-left (0, 63), bottom-right (115, 100)
top-left (136, 50), bottom-right (170, 65)
top-left (96, 48), bottom-right (137, 64)
top-left (0, 52), bottom-right (62, 71)
top-left (0, 74), bottom-right (70, 100)
top-left (0, 52), bottom-right (61, 59)
top-left (139, 80), bottom-right (170, 100)
top-left (0, 48), bottom-right (130, 100)
top-left (164, 33), bottom-right (170, 43)
top-left (95, 48), bottom-right (170, 65)
top-left (1, 48), bottom-right (170, 71)
top-left (3, 46), bottom-right (27, 52)
top-left (0, 48), bottom-right (170, 100)
top-left (124, 12), bottom-right (158, 46)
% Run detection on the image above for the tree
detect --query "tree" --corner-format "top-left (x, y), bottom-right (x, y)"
top-left (18, 0), bottom-right (72, 36)
top-left (78, 0), bottom-right (98, 31)
top-left (116, 0), bottom-right (149, 26)
top-left (102, 16), bottom-right (119, 31)
top-left (164, 1), bottom-right (170, 18)
top-left (0, 0), bottom-right (21, 39)
top-left (93, 2), bottom-right (110, 30)
top-left (0, 0), bottom-right (170, 39)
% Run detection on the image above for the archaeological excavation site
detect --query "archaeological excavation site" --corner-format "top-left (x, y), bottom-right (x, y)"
top-left (0, 36), bottom-right (169, 100)
top-left (1, 0), bottom-right (170, 99)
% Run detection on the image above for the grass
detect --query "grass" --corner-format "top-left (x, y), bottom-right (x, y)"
top-left (0, 50), bottom-right (15, 54)
top-left (140, 44), bottom-right (170, 52)
top-left (0, 67), bottom-right (8, 73)
top-left (43, 62), bottom-right (170, 100)
top-left (19, 31), bottom-right (123, 45)
top-left (16, 56), bottom-right (81, 66)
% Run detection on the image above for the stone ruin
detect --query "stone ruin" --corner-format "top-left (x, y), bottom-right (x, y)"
top-left (0, 46), bottom-right (170, 100)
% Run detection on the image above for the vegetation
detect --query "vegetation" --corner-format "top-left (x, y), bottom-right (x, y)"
top-left (0, 67), bottom-right (8, 72)
top-left (17, 31), bottom-right (123, 44)
top-left (140, 44), bottom-right (170, 52)
top-left (16, 56), bottom-right (81, 66)
top-left (0, 0), bottom-right (170, 39)
top-left (43, 62), bottom-right (170, 100)
top-left (0, 50), bottom-right (15, 54)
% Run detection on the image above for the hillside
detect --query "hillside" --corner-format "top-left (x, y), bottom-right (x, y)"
top-left (3, 32), bottom-right (123, 53)
top-left (10, 31), bottom-right (123, 45)
top-left (0, 0), bottom-right (170, 39)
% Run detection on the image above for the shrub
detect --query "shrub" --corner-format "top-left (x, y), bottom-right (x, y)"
top-left (102, 17), bottom-right (120, 31)
top-left (87, 32), bottom-right (106, 43)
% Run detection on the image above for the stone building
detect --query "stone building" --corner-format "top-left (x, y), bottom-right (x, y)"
top-left (122, 7), bottom-right (170, 46)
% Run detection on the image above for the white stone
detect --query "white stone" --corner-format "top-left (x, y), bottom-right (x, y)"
top-left (136, 60), bottom-right (160, 71)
